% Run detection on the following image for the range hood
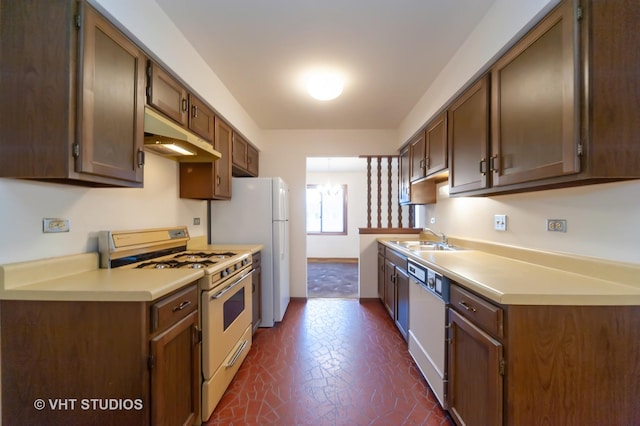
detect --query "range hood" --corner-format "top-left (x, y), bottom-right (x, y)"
top-left (143, 107), bottom-right (221, 161)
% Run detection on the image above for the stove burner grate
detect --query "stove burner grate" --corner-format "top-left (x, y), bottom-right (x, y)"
top-left (135, 259), bottom-right (216, 269)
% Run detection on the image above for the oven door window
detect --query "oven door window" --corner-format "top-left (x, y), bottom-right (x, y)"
top-left (223, 287), bottom-right (245, 330)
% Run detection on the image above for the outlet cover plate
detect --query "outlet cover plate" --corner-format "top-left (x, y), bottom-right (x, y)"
top-left (546, 219), bottom-right (567, 232)
top-left (43, 218), bottom-right (70, 233)
top-left (494, 214), bottom-right (507, 231)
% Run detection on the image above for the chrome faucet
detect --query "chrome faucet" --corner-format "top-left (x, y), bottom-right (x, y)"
top-left (422, 228), bottom-right (448, 245)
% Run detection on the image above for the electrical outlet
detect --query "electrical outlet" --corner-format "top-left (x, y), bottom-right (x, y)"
top-left (494, 214), bottom-right (507, 231)
top-left (193, 217), bottom-right (201, 226)
top-left (43, 218), bottom-right (70, 233)
top-left (546, 219), bottom-right (567, 232)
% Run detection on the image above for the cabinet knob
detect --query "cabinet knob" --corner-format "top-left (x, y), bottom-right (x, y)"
top-left (181, 98), bottom-right (188, 112)
top-left (192, 104), bottom-right (198, 118)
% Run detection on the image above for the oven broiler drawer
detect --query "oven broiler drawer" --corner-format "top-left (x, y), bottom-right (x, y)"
top-left (151, 284), bottom-right (198, 333)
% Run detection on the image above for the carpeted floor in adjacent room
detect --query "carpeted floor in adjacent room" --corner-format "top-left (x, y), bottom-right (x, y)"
top-left (307, 260), bottom-right (359, 298)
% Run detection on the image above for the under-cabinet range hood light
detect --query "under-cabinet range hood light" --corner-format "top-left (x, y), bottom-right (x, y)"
top-left (143, 107), bottom-right (221, 161)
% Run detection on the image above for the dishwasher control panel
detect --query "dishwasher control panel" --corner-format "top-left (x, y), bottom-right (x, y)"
top-left (407, 259), bottom-right (450, 302)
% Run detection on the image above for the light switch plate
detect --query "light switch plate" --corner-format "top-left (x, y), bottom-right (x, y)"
top-left (494, 214), bottom-right (507, 231)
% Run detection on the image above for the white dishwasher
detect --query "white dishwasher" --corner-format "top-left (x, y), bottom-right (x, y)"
top-left (407, 259), bottom-right (450, 409)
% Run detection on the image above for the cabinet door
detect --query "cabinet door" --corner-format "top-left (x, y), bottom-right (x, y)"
top-left (150, 310), bottom-right (200, 426)
top-left (77, 4), bottom-right (145, 184)
top-left (247, 144), bottom-right (259, 176)
top-left (394, 267), bottom-right (409, 341)
top-left (448, 76), bottom-right (490, 195)
top-left (188, 94), bottom-right (215, 142)
top-left (384, 259), bottom-right (396, 319)
top-left (377, 253), bottom-right (386, 301)
top-left (232, 134), bottom-right (249, 170)
top-left (399, 146), bottom-right (411, 204)
top-left (409, 131), bottom-right (426, 182)
top-left (147, 62), bottom-right (188, 126)
top-left (491, 1), bottom-right (578, 187)
top-left (425, 112), bottom-right (447, 176)
top-left (448, 308), bottom-right (503, 426)
top-left (213, 117), bottom-right (233, 198)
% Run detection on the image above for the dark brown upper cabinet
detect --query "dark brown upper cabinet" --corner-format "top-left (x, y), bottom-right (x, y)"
top-left (146, 62), bottom-right (215, 143)
top-left (0, 1), bottom-right (146, 187)
top-left (399, 146), bottom-right (411, 205)
top-left (443, 0), bottom-right (640, 196)
top-left (409, 131), bottom-right (426, 183)
top-left (448, 76), bottom-right (490, 195)
top-left (179, 116), bottom-right (233, 200)
top-left (232, 133), bottom-right (259, 177)
top-left (490, 0), bottom-right (578, 188)
top-left (147, 62), bottom-right (189, 127)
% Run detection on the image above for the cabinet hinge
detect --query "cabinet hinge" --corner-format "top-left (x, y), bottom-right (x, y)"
top-left (72, 143), bottom-right (80, 158)
top-left (577, 143), bottom-right (584, 157)
top-left (576, 6), bottom-right (583, 21)
top-left (74, 14), bottom-right (81, 29)
top-left (148, 355), bottom-right (155, 370)
top-left (499, 358), bottom-right (506, 376)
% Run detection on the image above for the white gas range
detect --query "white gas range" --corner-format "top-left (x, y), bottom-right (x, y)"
top-left (99, 226), bottom-right (254, 423)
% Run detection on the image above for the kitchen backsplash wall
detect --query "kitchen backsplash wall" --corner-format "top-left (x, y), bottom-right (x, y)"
top-left (0, 154), bottom-right (207, 265)
top-left (415, 180), bottom-right (640, 265)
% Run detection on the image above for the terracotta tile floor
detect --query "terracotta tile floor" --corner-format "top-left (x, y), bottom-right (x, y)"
top-left (205, 299), bottom-right (453, 425)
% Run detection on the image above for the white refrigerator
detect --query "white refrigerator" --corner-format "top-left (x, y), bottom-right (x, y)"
top-left (210, 177), bottom-right (290, 327)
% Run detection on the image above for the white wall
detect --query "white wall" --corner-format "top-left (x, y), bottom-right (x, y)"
top-left (306, 170), bottom-right (368, 259)
top-left (259, 130), bottom-right (398, 298)
top-left (398, 0), bottom-right (559, 145)
top-left (0, 154), bottom-right (207, 264)
top-left (416, 181), bottom-right (640, 265)
top-left (91, 0), bottom-right (262, 147)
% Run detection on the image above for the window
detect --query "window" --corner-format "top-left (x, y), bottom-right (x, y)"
top-left (306, 184), bottom-right (347, 235)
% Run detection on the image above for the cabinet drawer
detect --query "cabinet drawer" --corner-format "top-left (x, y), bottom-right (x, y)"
top-left (385, 248), bottom-right (407, 270)
top-left (450, 284), bottom-right (503, 339)
top-left (151, 284), bottom-right (198, 333)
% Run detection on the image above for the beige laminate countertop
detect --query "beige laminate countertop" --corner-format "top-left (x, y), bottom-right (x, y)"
top-left (378, 237), bottom-right (640, 306)
top-left (0, 253), bottom-right (203, 302)
top-left (0, 243), bottom-right (264, 302)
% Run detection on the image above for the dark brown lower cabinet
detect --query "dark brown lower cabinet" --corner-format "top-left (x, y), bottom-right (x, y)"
top-left (150, 310), bottom-right (200, 426)
top-left (448, 308), bottom-right (503, 426)
top-left (377, 243), bottom-right (409, 341)
top-left (448, 282), bottom-right (640, 425)
top-left (0, 284), bottom-right (200, 426)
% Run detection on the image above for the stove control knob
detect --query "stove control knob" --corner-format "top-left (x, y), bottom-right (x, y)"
top-left (221, 270), bottom-right (228, 278)
top-left (226, 267), bottom-right (233, 275)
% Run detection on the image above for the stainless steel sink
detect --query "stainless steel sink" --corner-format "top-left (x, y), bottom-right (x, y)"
top-left (389, 240), bottom-right (463, 251)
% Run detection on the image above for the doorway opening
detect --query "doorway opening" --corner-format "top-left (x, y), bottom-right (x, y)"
top-left (305, 157), bottom-right (366, 299)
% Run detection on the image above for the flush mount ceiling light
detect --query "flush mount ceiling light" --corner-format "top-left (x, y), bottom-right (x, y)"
top-left (306, 71), bottom-right (344, 101)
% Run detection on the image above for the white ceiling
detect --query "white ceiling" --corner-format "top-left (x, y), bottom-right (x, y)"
top-left (154, 0), bottom-right (495, 130)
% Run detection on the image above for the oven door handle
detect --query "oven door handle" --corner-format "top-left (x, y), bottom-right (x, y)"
top-left (211, 270), bottom-right (253, 300)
